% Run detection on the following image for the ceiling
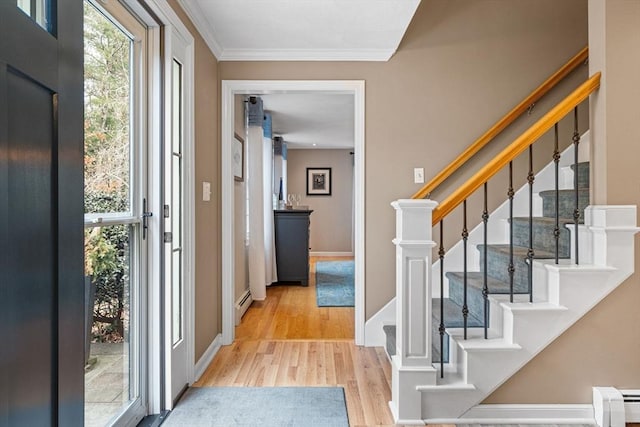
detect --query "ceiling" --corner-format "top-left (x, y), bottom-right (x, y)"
top-left (261, 93), bottom-right (354, 149)
top-left (176, 0), bottom-right (421, 61)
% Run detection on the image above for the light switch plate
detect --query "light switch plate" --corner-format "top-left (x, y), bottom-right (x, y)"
top-left (414, 168), bottom-right (425, 184)
top-left (202, 181), bottom-right (211, 201)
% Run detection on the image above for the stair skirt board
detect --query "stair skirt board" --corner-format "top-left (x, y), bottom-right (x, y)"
top-left (364, 297), bottom-right (396, 347)
top-left (425, 403), bottom-right (595, 425)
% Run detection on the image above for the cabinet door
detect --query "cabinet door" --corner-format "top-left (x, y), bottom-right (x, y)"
top-left (274, 212), bottom-right (310, 285)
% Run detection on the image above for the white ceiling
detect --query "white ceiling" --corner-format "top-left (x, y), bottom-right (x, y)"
top-left (177, 0), bottom-right (421, 61)
top-left (261, 93), bottom-right (354, 149)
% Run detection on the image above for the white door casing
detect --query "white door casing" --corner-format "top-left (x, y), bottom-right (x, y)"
top-left (221, 80), bottom-right (366, 345)
top-left (164, 23), bottom-right (195, 408)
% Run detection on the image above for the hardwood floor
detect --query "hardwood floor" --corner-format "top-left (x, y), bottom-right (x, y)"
top-left (234, 256), bottom-right (354, 340)
top-left (195, 256), bottom-right (413, 426)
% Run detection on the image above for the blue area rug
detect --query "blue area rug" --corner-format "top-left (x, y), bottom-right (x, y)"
top-left (164, 386), bottom-right (349, 427)
top-left (315, 261), bottom-right (355, 307)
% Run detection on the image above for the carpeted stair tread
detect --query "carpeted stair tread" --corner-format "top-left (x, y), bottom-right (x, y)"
top-left (479, 243), bottom-right (559, 259)
top-left (539, 188), bottom-right (589, 220)
top-left (383, 323), bottom-right (450, 363)
top-left (570, 161), bottom-right (590, 188)
top-left (510, 216), bottom-right (572, 257)
top-left (510, 216), bottom-right (575, 225)
top-left (432, 297), bottom-right (484, 328)
top-left (383, 324), bottom-right (396, 357)
top-left (478, 244), bottom-right (566, 290)
top-left (446, 271), bottom-right (527, 295)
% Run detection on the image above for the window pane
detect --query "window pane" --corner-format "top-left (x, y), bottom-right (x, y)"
top-left (84, 1), bottom-right (132, 215)
top-left (171, 59), bottom-right (183, 346)
top-left (84, 224), bottom-right (136, 427)
top-left (172, 250), bottom-right (182, 345)
top-left (17, 0), bottom-right (52, 33)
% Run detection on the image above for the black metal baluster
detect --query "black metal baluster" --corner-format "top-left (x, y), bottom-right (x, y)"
top-left (439, 221), bottom-right (445, 378)
top-left (572, 107), bottom-right (580, 265)
top-left (527, 145), bottom-right (535, 303)
top-left (508, 161), bottom-right (515, 303)
top-left (553, 123), bottom-right (560, 264)
top-left (482, 183), bottom-right (489, 339)
top-left (462, 200), bottom-right (469, 340)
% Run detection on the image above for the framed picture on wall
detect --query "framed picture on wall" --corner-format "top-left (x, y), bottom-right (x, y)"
top-left (306, 167), bottom-right (332, 196)
top-left (233, 133), bottom-right (244, 182)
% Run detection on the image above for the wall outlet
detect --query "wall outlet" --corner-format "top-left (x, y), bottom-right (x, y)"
top-left (202, 181), bottom-right (211, 201)
top-left (414, 168), bottom-right (425, 184)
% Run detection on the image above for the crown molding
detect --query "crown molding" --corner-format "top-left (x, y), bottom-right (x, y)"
top-left (218, 48), bottom-right (396, 62)
top-left (175, 0), bottom-right (223, 59)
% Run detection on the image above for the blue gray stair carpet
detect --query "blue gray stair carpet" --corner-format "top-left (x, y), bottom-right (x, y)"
top-left (384, 162), bottom-right (589, 364)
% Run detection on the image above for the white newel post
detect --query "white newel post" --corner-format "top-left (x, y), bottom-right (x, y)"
top-left (389, 199), bottom-right (438, 424)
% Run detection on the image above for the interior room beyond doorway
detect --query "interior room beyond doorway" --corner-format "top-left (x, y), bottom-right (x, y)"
top-left (237, 256), bottom-right (355, 340)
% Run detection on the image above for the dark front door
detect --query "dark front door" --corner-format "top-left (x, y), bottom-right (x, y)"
top-left (0, 1), bottom-right (84, 426)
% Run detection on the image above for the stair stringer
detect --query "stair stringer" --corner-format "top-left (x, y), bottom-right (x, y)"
top-left (417, 205), bottom-right (638, 422)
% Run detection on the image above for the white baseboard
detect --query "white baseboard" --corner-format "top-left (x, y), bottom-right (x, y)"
top-left (235, 289), bottom-right (252, 326)
top-left (364, 297), bottom-right (396, 347)
top-left (431, 404), bottom-right (595, 424)
top-left (621, 389), bottom-right (640, 423)
top-left (310, 251), bottom-right (354, 257)
top-left (193, 333), bottom-right (222, 382)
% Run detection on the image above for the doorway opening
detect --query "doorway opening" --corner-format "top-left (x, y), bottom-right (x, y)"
top-left (220, 81), bottom-right (365, 346)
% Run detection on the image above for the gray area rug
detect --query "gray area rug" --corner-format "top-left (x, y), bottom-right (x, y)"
top-left (163, 386), bottom-right (349, 427)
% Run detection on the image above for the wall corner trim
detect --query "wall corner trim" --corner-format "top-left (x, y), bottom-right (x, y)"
top-left (193, 333), bottom-right (222, 382)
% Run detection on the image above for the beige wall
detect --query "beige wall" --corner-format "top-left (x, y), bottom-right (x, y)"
top-left (234, 95), bottom-right (249, 302)
top-left (287, 149), bottom-right (354, 253)
top-left (219, 0), bottom-right (589, 320)
top-left (485, 0), bottom-right (640, 404)
top-left (167, 0), bottom-right (221, 362)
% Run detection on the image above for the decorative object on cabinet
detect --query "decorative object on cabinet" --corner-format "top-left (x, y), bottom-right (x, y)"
top-left (273, 210), bottom-right (313, 285)
top-left (306, 167), bottom-right (331, 195)
top-left (233, 133), bottom-right (244, 181)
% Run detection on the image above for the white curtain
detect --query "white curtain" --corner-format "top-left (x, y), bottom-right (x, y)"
top-left (263, 136), bottom-right (277, 286)
top-left (247, 126), bottom-right (277, 300)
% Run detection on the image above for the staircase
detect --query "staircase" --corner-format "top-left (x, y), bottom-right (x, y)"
top-left (387, 150), bottom-right (638, 423)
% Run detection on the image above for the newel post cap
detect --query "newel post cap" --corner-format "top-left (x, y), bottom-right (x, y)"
top-left (391, 199), bottom-right (438, 211)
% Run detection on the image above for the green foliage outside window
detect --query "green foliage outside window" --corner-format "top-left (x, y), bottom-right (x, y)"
top-left (84, 2), bottom-right (131, 343)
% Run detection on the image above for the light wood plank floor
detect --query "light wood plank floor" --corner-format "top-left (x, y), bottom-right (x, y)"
top-left (235, 256), bottom-right (355, 340)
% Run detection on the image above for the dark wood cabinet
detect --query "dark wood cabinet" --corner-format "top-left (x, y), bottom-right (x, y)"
top-left (273, 210), bottom-right (313, 286)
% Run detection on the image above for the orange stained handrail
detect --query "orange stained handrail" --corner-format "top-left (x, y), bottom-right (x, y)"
top-left (412, 46), bottom-right (589, 200)
top-left (431, 72), bottom-right (601, 226)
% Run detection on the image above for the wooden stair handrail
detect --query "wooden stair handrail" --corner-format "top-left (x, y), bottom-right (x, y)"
top-left (432, 72), bottom-right (601, 226)
top-left (412, 46), bottom-right (589, 200)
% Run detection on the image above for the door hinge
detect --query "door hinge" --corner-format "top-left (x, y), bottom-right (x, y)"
top-left (164, 232), bottom-right (173, 243)
top-left (164, 204), bottom-right (170, 218)
top-left (142, 198), bottom-right (153, 240)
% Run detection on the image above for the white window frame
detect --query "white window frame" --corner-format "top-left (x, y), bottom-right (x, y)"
top-left (124, 0), bottom-right (195, 414)
top-left (83, 0), bottom-right (149, 425)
